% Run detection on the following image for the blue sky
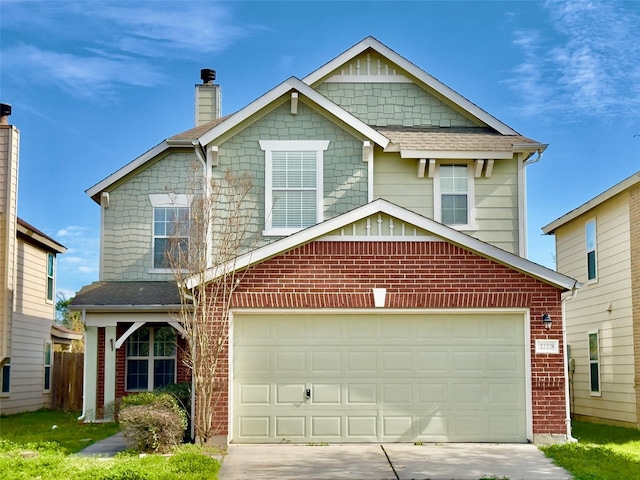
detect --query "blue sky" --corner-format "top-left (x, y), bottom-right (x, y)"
top-left (1, 0), bottom-right (639, 300)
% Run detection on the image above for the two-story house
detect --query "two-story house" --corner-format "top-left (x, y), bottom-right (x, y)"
top-left (543, 171), bottom-right (640, 429)
top-left (0, 104), bottom-right (74, 415)
top-left (71, 37), bottom-right (578, 445)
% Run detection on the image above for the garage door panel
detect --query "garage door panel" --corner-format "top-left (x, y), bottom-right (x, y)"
top-left (275, 417), bottom-right (306, 437)
top-left (313, 384), bottom-right (342, 404)
top-left (347, 416), bottom-right (377, 436)
top-left (233, 313), bottom-right (526, 443)
top-left (382, 351), bottom-right (413, 372)
top-left (347, 351), bottom-right (377, 371)
top-left (347, 383), bottom-right (377, 404)
top-left (276, 384), bottom-right (306, 404)
top-left (275, 351), bottom-right (306, 372)
top-left (239, 384), bottom-right (271, 404)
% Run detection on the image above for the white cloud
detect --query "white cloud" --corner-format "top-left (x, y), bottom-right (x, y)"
top-left (1, 2), bottom-right (248, 99)
top-left (508, 0), bottom-right (640, 120)
top-left (54, 225), bottom-right (99, 296)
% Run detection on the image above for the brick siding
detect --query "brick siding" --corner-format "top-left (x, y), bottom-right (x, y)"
top-left (205, 240), bottom-right (567, 437)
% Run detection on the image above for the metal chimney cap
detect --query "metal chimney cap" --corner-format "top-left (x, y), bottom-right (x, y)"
top-left (200, 69), bottom-right (216, 84)
top-left (0, 103), bottom-right (12, 117)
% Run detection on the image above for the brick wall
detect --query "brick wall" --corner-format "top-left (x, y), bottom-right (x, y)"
top-left (206, 240), bottom-right (567, 437)
top-left (97, 327), bottom-right (105, 418)
top-left (630, 184), bottom-right (640, 428)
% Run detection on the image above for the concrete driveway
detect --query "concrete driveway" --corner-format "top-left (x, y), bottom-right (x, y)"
top-left (218, 443), bottom-right (572, 480)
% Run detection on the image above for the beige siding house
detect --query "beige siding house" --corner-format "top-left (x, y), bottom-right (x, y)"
top-left (543, 171), bottom-right (640, 428)
top-left (0, 105), bottom-right (71, 415)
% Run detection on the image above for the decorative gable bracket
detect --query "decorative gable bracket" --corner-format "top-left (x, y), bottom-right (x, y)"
top-left (420, 158), bottom-right (494, 178)
top-left (362, 141), bottom-right (373, 163)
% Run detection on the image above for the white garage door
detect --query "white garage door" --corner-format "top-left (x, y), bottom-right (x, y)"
top-left (232, 312), bottom-right (526, 443)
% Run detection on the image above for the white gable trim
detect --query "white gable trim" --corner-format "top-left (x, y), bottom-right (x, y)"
top-left (543, 171), bottom-right (640, 234)
top-left (189, 199), bottom-right (579, 291)
top-left (303, 36), bottom-right (519, 136)
top-left (87, 141), bottom-right (175, 201)
top-left (198, 77), bottom-right (389, 149)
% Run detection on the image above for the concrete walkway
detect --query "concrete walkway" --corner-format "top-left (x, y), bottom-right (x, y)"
top-left (218, 443), bottom-right (572, 480)
top-left (75, 431), bottom-right (131, 457)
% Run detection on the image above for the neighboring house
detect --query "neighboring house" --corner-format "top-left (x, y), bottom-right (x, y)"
top-left (71, 37), bottom-right (579, 444)
top-left (0, 104), bottom-right (76, 415)
top-left (543, 171), bottom-right (640, 429)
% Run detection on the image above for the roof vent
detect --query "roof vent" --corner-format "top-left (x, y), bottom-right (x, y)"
top-left (0, 103), bottom-right (11, 124)
top-left (200, 69), bottom-right (216, 85)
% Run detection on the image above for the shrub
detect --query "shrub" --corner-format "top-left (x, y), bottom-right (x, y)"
top-left (119, 392), bottom-right (187, 453)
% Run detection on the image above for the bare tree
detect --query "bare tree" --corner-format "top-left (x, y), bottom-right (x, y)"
top-left (168, 166), bottom-right (257, 444)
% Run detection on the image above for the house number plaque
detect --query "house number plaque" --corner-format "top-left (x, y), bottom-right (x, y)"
top-left (535, 339), bottom-right (559, 354)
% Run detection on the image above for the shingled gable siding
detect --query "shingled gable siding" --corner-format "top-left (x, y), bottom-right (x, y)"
top-left (204, 240), bottom-right (567, 438)
top-left (315, 82), bottom-right (478, 128)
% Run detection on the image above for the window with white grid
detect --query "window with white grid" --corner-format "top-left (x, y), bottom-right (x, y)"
top-left (260, 140), bottom-right (329, 235)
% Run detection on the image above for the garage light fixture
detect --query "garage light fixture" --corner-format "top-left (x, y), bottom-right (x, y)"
top-left (542, 313), bottom-right (552, 329)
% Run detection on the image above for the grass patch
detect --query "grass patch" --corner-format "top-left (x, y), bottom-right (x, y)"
top-left (0, 410), bottom-right (220, 479)
top-left (0, 409), bottom-right (119, 454)
top-left (542, 420), bottom-right (640, 480)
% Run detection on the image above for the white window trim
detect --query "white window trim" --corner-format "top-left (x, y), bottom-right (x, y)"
top-left (433, 160), bottom-right (477, 230)
top-left (585, 218), bottom-right (598, 284)
top-left (588, 330), bottom-right (601, 397)
top-left (125, 327), bottom-right (177, 392)
top-left (46, 253), bottom-right (55, 303)
top-left (43, 341), bottom-right (52, 393)
top-left (259, 140), bottom-right (329, 236)
top-left (149, 194), bottom-right (192, 273)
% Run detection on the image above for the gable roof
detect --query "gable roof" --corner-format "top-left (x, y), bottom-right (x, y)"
top-left (303, 36), bottom-right (520, 136)
top-left (17, 217), bottom-right (66, 254)
top-left (191, 198), bottom-right (579, 291)
top-left (542, 170), bottom-right (640, 234)
top-left (196, 77), bottom-right (390, 148)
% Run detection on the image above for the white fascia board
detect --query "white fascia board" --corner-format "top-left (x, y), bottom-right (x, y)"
top-left (302, 36), bottom-right (519, 136)
top-left (399, 149), bottom-right (514, 160)
top-left (542, 170), bottom-right (640, 234)
top-left (86, 141), bottom-right (173, 202)
top-left (198, 77), bottom-right (389, 149)
top-left (191, 198), bottom-right (579, 291)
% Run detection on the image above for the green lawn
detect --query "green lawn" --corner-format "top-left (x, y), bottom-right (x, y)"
top-left (542, 420), bottom-right (640, 480)
top-left (0, 409), bottom-right (220, 480)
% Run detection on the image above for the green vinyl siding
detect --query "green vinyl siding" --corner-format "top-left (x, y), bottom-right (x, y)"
top-left (374, 153), bottom-right (520, 254)
top-left (102, 152), bottom-right (196, 281)
top-left (220, 100), bottom-right (367, 232)
top-left (315, 82), bottom-right (478, 128)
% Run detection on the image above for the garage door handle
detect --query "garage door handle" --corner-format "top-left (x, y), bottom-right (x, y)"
top-left (305, 388), bottom-right (311, 399)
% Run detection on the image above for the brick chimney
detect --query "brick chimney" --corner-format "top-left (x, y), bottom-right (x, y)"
top-left (195, 69), bottom-right (221, 127)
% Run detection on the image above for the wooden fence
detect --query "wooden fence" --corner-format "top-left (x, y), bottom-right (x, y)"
top-left (52, 351), bottom-right (84, 411)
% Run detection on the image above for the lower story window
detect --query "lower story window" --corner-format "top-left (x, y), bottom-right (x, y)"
top-left (44, 342), bottom-right (52, 392)
top-left (589, 331), bottom-right (601, 395)
top-left (1, 359), bottom-right (10, 394)
top-left (126, 326), bottom-right (177, 391)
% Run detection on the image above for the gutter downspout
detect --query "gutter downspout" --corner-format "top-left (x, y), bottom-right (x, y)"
top-left (562, 285), bottom-right (579, 442)
top-left (523, 149), bottom-right (543, 166)
top-left (77, 309), bottom-right (87, 422)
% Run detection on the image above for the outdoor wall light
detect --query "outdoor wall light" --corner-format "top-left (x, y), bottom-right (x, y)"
top-left (542, 313), bottom-right (552, 329)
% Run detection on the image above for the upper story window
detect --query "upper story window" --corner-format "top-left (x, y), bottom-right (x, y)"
top-left (149, 194), bottom-right (191, 271)
top-left (585, 219), bottom-right (597, 282)
top-left (433, 162), bottom-right (476, 229)
top-left (259, 140), bottom-right (330, 236)
top-left (46, 253), bottom-right (55, 302)
top-left (126, 326), bottom-right (177, 391)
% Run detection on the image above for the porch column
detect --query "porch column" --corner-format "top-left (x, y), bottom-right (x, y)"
top-left (84, 326), bottom-right (98, 422)
top-left (103, 326), bottom-right (117, 420)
